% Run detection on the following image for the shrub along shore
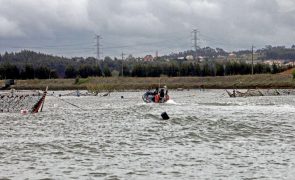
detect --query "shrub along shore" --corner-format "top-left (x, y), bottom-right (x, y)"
top-left (2, 74), bottom-right (295, 92)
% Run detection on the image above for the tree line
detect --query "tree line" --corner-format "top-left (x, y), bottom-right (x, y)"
top-left (0, 64), bottom-right (58, 79)
top-left (0, 63), bottom-right (112, 79)
top-left (0, 61), bottom-right (286, 80)
top-left (129, 62), bottom-right (286, 77)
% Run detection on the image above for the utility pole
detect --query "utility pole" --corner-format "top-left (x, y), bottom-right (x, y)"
top-left (251, 45), bottom-right (255, 75)
top-left (192, 29), bottom-right (199, 61)
top-left (121, 52), bottom-right (125, 77)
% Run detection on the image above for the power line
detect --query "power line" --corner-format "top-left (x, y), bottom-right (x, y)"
top-left (102, 35), bottom-right (190, 50)
top-left (100, 35), bottom-right (191, 57)
top-left (198, 33), bottom-right (242, 49)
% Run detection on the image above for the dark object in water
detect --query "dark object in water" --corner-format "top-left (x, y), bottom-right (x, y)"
top-left (102, 92), bottom-right (110, 96)
top-left (121, 96), bottom-right (124, 99)
top-left (161, 112), bottom-right (170, 120)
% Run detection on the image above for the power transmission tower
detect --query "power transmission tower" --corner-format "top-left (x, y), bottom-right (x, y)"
top-left (251, 45), bottom-right (255, 75)
top-left (192, 29), bottom-right (199, 61)
top-left (95, 35), bottom-right (105, 76)
top-left (96, 35), bottom-right (102, 63)
top-left (121, 52), bottom-right (125, 77)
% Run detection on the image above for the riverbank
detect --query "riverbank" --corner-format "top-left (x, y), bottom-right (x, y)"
top-left (2, 74), bottom-right (295, 91)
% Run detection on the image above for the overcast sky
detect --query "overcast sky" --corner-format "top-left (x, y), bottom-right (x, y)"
top-left (0, 0), bottom-right (295, 58)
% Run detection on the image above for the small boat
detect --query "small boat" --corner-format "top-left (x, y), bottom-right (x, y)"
top-left (142, 91), bottom-right (170, 103)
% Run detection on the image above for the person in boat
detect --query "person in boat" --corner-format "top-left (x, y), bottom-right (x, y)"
top-left (154, 87), bottom-right (159, 95)
top-left (159, 88), bottom-right (165, 102)
top-left (152, 87), bottom-right (159, 102)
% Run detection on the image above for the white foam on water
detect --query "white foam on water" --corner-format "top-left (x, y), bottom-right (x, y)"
top-left (166, 99), bottom-right (177, 104)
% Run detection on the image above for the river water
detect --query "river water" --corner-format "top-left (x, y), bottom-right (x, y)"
top-left (1, 90), bottom-right (295, 179)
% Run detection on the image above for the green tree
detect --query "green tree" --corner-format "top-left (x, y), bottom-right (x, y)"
top-left (79, 65), bottom-right (94, 78)
top-left (180, 63), bottom-right (189, 76)
top-left (132, 64), bottom-right (146, 77)
top-left (49, 70), bottom-right (58, 79)
top-left (168, 63), bottom-right (179, 77)
top-left (93, 65), bottom-right (102, 77)
top-left (103, 65), bottom-right (112, 77)
top-left (195, 63), bottom-right (201, 76)
top-left (188, 63), bottom-right (196, 76)
top-left (35, 66), bottom-right (51, 79)
top-left (0, 63), bottom-right (20, 79)
top-left (215, 63), bottom-right (225, 76)
top-left (119, 65), bottom-right (131, 77)
top-left (65, 66), bottom-right (78, 78)
top-left (20, 64), bottom-right (35, 79)
top-left (254, 63), bottom-right (264, 74)
top-left (272, 63), bottom-right (279, 74)
top-left (202, 63), bottom-right (213, 76)
top-left (24, 64), bottom-right (35, 79)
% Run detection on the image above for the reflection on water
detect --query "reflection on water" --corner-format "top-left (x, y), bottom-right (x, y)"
top-left (1, 90), bottom-right (295, 179)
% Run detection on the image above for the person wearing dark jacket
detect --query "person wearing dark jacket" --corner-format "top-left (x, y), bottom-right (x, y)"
top-left (154, 87), bottom-right (159, 95)
top-left (160, 88), bottom-right (165, 102)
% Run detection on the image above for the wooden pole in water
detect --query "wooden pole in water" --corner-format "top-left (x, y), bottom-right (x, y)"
top-left (32, 86), bottom-right (48, 113)
top-left (40, 86), bottom-right (48, 112)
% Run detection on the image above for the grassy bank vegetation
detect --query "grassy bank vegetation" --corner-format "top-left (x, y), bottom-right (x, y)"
top-left (2, 74), bottom-right (295, 91)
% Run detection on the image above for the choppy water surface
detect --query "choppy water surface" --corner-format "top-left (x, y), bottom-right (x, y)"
top-left (1, 90), bottom-right (295, 179)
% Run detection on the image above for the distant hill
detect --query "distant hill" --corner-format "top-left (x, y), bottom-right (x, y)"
top-left (0, 50), bottom-right (97, 77)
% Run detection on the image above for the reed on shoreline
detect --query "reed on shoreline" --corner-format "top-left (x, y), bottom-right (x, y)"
top-left (2, 74), bottom-right (294, 91)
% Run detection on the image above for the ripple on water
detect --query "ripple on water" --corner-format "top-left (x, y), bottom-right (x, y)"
top-left (1, 91), bottom-right (295, 179)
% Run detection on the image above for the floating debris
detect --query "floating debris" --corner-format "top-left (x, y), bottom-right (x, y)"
top-left (102, 91), bottom-right (111, 97)
top-left (55, 90), bottom-right (99, 97)
top-left (226, 89), bottom-right (295, 98)
top-left (161, 112), bottom-right (170, 120)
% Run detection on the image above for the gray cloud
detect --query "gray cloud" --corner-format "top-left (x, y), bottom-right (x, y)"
top-left (0, 0), bottom-right (295, 57)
